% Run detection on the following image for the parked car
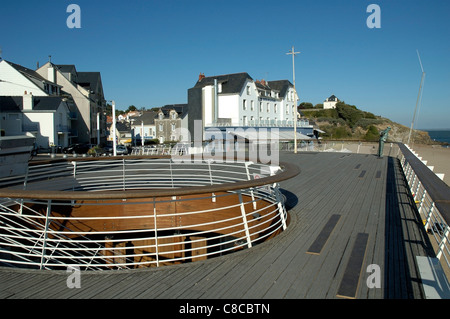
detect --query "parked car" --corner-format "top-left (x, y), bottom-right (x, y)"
top-left (63, 143), bottom-right (90, 154)
top-left (116, 145), bottom-right (128, 155)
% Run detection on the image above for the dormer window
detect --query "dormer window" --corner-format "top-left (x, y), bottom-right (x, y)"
top-left (171, 112), bottom-right (177, 120)
top-left (159, 112), bottom-right (164, 120)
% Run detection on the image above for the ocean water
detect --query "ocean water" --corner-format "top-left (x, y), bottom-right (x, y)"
top-left (425, 130), bottom-right (450, 144)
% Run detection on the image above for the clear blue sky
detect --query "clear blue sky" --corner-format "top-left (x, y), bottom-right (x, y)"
top-left (1, 0), bottom-right (449, 129)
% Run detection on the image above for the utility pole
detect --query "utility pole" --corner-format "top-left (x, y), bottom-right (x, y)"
top-left (287, 46), bottom-right (300, 153)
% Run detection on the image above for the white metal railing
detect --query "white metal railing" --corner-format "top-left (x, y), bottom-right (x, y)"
top-left (398, 144), bottom-right (450, 271)
top-left (0, 157), bottom-right (297, 271)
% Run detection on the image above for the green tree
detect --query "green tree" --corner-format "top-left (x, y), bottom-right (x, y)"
top-left (299, 102), bottom-right (313, 109)
top-left (364, 125), bottom-right (380, 141)
top-left (127, 105), bottom-right (137, 112)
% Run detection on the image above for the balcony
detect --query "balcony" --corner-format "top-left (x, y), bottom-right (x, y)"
top-left (56, 125), bottom-right (70, 134)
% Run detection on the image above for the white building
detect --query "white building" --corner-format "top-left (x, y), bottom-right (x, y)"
top-left (0, 60), bottom-right (62, 97)
top-left (323, 95), bottom-right (340, 109)
top-left (0, 95), bottom-right (71, 149)
top-left (35, 62), bottom-right (107, 145)
top-left (0, 60), bottom-right (72, 149)
top-left (129, 111), bottom-right (157, 145)
top-left (189, 73), bottom-right (300, 128)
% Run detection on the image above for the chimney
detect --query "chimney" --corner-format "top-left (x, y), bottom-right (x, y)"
top-left (23, 92), bottom-right (34, 110)
top-left (48, 64), bottom-right (55, 83)
top-left (198, 73), bottom-right (205, 82)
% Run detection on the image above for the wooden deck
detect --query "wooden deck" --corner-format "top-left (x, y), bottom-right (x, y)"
top-left (0, 151), bottom-right (435, 299)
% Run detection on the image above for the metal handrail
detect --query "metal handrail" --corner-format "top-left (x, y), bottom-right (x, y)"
top-left (0, 157), bottom-right (299, 270)
top-left (0, 157), bottom-right (299, 200)
top-left (397, 143), bottom-right (450, 270)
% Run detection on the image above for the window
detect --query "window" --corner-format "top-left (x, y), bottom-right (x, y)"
top-left (260, 102), bottom-right (263, 112)
top-left (247, 85), bottom-right (251, 95)
top-left (243, 116), bottom-right (247, 125)
top-left (243, 99), bottom-right (247, 111)
top-left (171, 123), bottom-right (176, 131)
top-left (159, 113), bottom-right (164, 120)
top-left (267, 103), bottom-right (270, 113)
top-left (251, 100), bottom-right (254, 111)
top-left (171, 112), bottom-right (177, 119)
top-left (159, 124), bottom-right (163, 131)
top-left (274, 104), bottom-right (277, 113)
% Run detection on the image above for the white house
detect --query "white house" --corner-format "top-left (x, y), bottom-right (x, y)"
top-left (0, 59), bottom-right (63, 97)
top-left (189, 72), bottom-right (299, 128)
top-left (129, 110), bottom-right (157, 145)
top-left (0, 94), bottom-right (71, 149)
top-left (0, 60), bottom-right (73, 149)
top-left (323, 95), bottom-right (340, 109)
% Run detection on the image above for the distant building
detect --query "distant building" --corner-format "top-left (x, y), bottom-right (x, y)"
top-left (0, 95), bottom-right (71, 149)
top-left (187, 72), bottom-right (313, 141)
top-left (323, 95), bottom-right (340, 109)
top-left (129, 110), bottom-right (158, 145)
top-left (0, 60), bottom-right (73, 148)
top-left (36, 62), bottom-right (107, 145)
top-left (155, 104), bottom-right (188, 143)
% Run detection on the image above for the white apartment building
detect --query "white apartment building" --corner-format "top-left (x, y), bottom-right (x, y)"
top-left (189, 72), bottom-right (300, 128)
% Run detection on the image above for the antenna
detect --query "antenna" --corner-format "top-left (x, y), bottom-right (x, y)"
top-left (407, 50), bottom-right (426, 145)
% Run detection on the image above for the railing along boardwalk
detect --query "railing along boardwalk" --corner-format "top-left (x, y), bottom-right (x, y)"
top-left (0, 150), bottom-right (441, 299)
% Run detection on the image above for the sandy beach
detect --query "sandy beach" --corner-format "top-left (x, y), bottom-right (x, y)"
top-left (407, 144), bottom-right (450, 187)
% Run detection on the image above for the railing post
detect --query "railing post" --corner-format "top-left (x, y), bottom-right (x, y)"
top-left (417, 189), bottom-right (427, 215)
top-left (238, 190), bottom-right (252, 248)
top-left (437, 226), bottom-right (450, 260)
top-left (424, 202), bottom-right (435, 231)
top-left (122, 158), bottom-right (126, 191)
top-left (274, 183), bottom-right (287, 230)
top-left (153, 198), bottom-right (159, 267)
top-left (207, 159), bottom-right (216, 203)
top-left (39, 199), bottom-right (52, 270)
top-left (244, 161), bottom-right (256, 209)
top-left (71, 161), bottom-right (77, 193)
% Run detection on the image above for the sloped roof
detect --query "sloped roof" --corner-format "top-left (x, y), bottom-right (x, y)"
top-left (160, 104), bottom-right (189, 118)
top-left (0, 96), bottom-right (64, 112)
top-left (193, 72), bottom-right (253, 94)
top-left (55, 64), bottom-right (77, 73)
top-left (129, 111), bottom-right (157, 125)
top-left (0, 96), bottom-right (22, 112)
top-left (32, 97), bottom-right (64, 111)
top-left (326, 95), bottom-right (338, 102)
top-left (76, 72), bottom-right (102, 92)
top-left (4, 60), bottom-right (49, 83)
top-left (3, 60), bottom-right (57, 91)
top-left (267, 80), bottom-right (293, 98)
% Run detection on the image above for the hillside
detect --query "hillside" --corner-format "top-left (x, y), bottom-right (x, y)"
top-left (301, 102), bottom-right (434, 144)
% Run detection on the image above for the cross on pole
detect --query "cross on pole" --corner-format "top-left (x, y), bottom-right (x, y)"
top-left (286, 46), bottom-right (300, 153)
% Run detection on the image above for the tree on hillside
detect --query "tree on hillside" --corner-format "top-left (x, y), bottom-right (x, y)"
top-left (127, 105), bottom-right (137, 112)
top-left (299, 102), bottom-right (314, 109)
